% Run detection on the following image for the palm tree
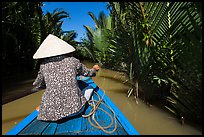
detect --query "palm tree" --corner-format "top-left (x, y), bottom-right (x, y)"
top-left (107, 2), bottom-right (149, 104)
top-left (107, 2), bottom-right (202, 124)
top-left (2, 2), bottom-right (77, 76)
top-left (2, 2), bottom-right (43, 75)
top-left (84, 11), bottom-right (114, 66)
top-left (42, 8), bottom-right (70, 38)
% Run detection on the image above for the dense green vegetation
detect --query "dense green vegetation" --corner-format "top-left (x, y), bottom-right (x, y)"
top-left (2, 2), bottom-right (78, 75)
top-left (82, 2), bottom-right (202, 125)
top-left (2, 2), bottom-right (202, 126)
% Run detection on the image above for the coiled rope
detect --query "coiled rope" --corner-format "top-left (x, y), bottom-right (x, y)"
top-left (82, 90), bottom-right (117, 134)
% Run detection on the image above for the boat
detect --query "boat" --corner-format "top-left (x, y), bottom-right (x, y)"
top-left (6, 76), bottom-right (139, 135)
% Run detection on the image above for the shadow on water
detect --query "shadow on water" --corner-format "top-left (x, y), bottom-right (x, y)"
top-left (2, 71), bottom-right (38, 105)
top-left (2, 86), bottom-right (35, 105)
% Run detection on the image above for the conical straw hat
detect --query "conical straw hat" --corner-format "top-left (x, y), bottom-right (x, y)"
top-left (33, 34), bottom-right (76, 59)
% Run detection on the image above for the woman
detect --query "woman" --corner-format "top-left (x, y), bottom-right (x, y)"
top-left (32, 34), bottom-right (99, 121)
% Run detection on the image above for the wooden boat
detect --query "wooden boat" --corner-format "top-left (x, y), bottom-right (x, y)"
top-left (6, 76), bottom-right (139, 135)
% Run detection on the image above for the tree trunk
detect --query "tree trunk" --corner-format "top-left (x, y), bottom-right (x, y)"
top-left (134, 80), bottom-right (139, 104)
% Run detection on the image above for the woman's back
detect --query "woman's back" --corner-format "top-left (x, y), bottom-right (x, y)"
top-left (35, 56), bottom-right (92, 121)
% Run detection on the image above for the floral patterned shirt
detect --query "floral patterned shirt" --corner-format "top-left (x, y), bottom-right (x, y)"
top-left (33, 55), bottom-right (96, 121)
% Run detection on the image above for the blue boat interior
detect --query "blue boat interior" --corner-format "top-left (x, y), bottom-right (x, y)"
top-left (16, 80), bottom-right (129, 135)
top-left (6, 77), bottom-right (139, 135)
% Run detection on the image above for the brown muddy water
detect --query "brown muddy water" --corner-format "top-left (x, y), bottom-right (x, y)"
top-left (2, 61), bottom-right (202, 135)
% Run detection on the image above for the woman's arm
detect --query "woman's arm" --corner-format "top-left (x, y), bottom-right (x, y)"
top-left (75, 58), bottom-right (99, 77)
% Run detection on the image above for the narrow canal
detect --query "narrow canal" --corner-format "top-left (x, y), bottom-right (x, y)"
top-left (2, 61), bottom-right (202, 135)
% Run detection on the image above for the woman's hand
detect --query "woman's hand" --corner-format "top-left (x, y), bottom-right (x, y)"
top-left (93, 64), bottom-right (100, 71)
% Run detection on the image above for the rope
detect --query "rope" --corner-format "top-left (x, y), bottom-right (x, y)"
top-left (81, 68), bottom-right (118, 134)
top-left (82, 90), bottom-right (118, 134)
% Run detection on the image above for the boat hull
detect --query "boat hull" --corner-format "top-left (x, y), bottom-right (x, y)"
top-left (6, 77), bottom-right (139, 135)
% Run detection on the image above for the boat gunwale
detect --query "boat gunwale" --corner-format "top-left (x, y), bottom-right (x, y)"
top-left (84, 78), bottom-right (139, 135)
top-left (6, 110), bottom-right (38, 135)
top-left (6, 76), bottom-right (139, 135)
